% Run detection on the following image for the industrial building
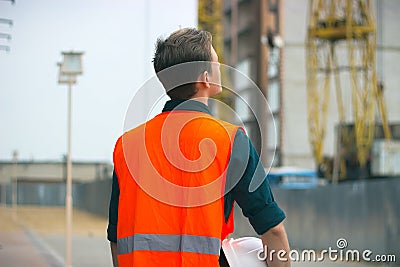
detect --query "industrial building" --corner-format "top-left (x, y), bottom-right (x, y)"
top-left (204, 0), bottom-right (400, 180)
top-left (283, 0), bottom-right (400, 177)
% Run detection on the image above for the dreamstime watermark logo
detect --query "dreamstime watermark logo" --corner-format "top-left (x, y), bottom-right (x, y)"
top-left (122, 61), bottom-right (277, 207)
top-left (257, 238), bottom-right (397, 263)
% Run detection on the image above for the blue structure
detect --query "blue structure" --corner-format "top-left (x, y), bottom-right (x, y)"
top-left (267, 167), bottom-right (318, 189)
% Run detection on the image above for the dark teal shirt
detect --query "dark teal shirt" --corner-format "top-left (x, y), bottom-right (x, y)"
top-left (107, 99), bottom-right (285, 242)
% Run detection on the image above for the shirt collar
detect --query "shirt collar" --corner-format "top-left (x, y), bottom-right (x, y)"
top-left (162, 99), bottom-right (212, 115)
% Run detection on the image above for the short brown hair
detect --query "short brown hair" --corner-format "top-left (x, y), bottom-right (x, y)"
top-left (153, 28), bottom-right (213, 99)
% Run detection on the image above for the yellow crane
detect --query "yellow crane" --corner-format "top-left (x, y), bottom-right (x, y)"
top-left (198, 0), bottom-right (236, 114)
top-left (198, 0), bottom-right (224, 63)
top-left (306, 0), bottom-right (390, 178)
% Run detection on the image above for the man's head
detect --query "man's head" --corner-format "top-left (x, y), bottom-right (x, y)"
top-left (153, 27), bottom-right (221, 100)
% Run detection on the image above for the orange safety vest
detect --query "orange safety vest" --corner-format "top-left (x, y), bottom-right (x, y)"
top-left (113, 110), bottom-right (240, 266)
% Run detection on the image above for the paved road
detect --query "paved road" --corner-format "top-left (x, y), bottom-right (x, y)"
top-left (1, 229), bottom-right (375, 267)
top-left (0, 206), bottom-right (112, 267)
top-left (0, 206), bottom-right (396, 266)
top-left (42, 235), bottom-right (112, 267)
top-left (0, 228), bottom-right (112, 267)
top-left (0, 230), bottom-right (54, 267)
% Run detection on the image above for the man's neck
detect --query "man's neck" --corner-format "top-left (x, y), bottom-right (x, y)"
top-left (190, 97), bottom-right (209, 106)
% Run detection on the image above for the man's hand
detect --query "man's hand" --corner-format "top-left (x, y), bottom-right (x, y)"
top-left (260, 222), bottom-right (291, 267)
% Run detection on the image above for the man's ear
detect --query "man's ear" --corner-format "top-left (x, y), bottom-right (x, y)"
top-left (198, 71), bottom-right (211, 89)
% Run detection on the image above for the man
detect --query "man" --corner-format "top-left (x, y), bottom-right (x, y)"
top-left (108, 27), bottom-right (290, 267)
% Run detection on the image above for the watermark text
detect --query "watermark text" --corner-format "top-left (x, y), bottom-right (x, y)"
top-left (257, 238), bottom-right (397, 263)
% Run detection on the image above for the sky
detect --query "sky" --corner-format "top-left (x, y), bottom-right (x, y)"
top-left (0, 0), bottom-right (197, 162)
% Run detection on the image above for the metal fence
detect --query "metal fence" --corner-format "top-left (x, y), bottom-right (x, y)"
top-left (233, 177), bottom-right (400, 263)
top-left (0, 179), bottom-right (111, 218)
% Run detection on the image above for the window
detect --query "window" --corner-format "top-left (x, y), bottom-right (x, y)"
top-left (268, 47), bottom-right (280, 78)
top-left (268, 80), bottom-right (280, 113)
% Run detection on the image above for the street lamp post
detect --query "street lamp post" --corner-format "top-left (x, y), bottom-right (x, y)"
top-left (1, 178), bottom-right (5, 207)
top-left (58, 51), bottom-right (83, 267)
top-left (11, 150), bottom-right (18, 220)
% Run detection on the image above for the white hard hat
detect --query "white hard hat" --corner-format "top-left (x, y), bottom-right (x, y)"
top-left (222, 237), bottom-right (267, 267)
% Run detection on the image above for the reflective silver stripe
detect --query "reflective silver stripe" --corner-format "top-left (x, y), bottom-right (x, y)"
top-left (117, 234), bottom-right (221, 255)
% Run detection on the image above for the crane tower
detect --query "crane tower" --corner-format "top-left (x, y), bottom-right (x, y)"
top-left (306, 0), bottom-right (382, 177)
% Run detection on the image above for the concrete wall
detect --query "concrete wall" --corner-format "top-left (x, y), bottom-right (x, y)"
top-left (232, 178), bottom-right (400, 261)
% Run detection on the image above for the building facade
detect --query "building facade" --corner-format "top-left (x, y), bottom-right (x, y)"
top-left (223, 0), bottom-right (284, 169)
top-left (222, 0), bottom-right (400, 170)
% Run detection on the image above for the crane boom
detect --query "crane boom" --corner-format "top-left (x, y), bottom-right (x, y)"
top-left (306, 0), bottom-right (389, 178)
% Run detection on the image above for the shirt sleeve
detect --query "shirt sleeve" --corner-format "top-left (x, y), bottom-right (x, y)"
top-left (225, 129), bottom-right (286, 235)
top-left (107, 170), bottom-right (119, 243)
